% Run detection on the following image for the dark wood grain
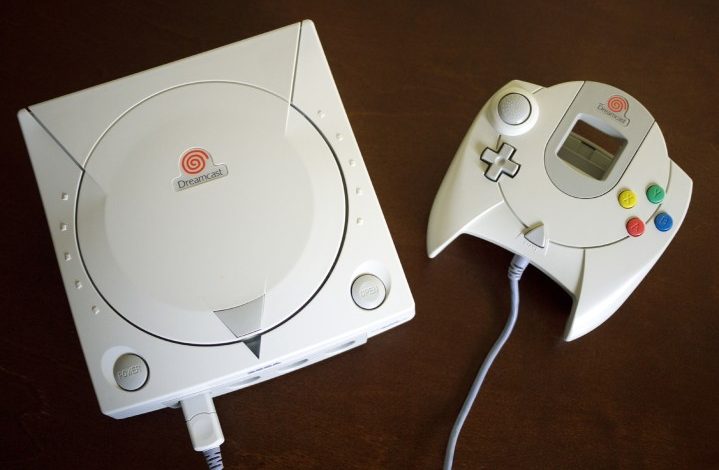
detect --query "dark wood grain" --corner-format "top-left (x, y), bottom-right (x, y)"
top-left (2, 1), bottom-right (718, 469)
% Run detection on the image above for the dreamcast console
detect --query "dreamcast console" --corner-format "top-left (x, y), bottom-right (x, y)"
top-left (428, 80), bottom-right (692, 340)
top-left (19, 21), bottom-right (414, 419)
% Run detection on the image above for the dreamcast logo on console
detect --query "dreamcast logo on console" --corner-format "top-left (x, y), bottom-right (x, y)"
top-left (172, 148), bottom-right (229, 192)
top-left (181, 149), bottom-right (209, 174)
top-left (597, 95), bottom-right (630, 126)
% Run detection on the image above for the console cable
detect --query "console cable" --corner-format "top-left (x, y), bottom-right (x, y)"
top-left (181, 393), bottom-right (225, 470)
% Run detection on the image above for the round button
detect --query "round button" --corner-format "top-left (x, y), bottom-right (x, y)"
top-left (351, 274), bottom-right (387, 310)
top-left (618, 190), bottom-right (637, 209)
top-left (654, 212), bottom-right (673, 232)
top-left (497, 93), bottom-right (531, 125)
top-left (113, 353), bottom-right (149, 391)
top-left (626, 217), bottom-right (645, 237)
top-left (646, 184), bottom-right (665, 204)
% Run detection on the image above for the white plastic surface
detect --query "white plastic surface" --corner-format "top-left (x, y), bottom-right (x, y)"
top-left (181, 394), bottom-right (224, 452)
top-left (18, 20), bottom-right (415, 419)
top-left (28, 24), bottom-right (301, 166)
top-left (428, 80), bottom-right (692, 341)
top-left (76, 82), bottom-right (345, 344)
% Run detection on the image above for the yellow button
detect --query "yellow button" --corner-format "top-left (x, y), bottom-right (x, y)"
top-left (618, 190), bottom-right (637, 209)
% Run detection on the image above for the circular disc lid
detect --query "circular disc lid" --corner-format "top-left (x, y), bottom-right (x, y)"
top-left (77, 82), bottom-right (346, 345)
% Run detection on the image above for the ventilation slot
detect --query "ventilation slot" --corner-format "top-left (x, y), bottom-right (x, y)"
top-left (277, 358), bottom-right (309, 372)
top-left (323, 340), bottom-right (357, 356)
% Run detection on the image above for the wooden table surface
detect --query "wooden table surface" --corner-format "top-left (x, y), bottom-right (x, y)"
top-left (2, 1), bottom-right (718, 469)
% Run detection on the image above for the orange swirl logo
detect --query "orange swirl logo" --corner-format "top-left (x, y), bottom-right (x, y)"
top-left (607, 95), bottom-right (628, 113)
top-left (172, 147), bottom-right (228, 192)
top-left (180, 149), bottom-right (209, 174)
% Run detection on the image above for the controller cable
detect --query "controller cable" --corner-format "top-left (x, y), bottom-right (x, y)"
top-left (443, 254), bottom-right (529, 470)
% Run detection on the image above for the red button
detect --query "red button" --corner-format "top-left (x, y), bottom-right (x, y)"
top-left (626, 217), bottom-right (645, 237)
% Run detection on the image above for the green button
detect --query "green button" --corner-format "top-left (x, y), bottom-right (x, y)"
top-left (646, 184), bottom-right (665, 204)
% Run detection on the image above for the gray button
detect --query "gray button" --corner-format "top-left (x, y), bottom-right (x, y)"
top-left (498, 93), bottom-right (531, 125)
top-left (351, 274), bottom-right (386, 310)
top-left (481, 143), bottom-right (520, 182)
top-left (524, 224), bottom-right (546, 248)
top-left (113, 353), bottom-right (149, 391)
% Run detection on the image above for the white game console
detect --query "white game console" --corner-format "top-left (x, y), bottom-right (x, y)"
top-left (18, 20), bottom-right (414, 428)
top-left (428, 80), bottom-right (692, 340)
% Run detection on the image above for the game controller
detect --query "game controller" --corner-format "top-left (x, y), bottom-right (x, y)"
top-left (427, 80), bottom-right (692, 340)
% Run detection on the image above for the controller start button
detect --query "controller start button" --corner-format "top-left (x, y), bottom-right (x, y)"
top-left (113, 353), bottom-right (149, 391)
top-left (351, 274), bottom-right (386, 310)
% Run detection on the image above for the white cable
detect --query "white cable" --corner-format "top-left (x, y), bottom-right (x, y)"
top-left (181, 393), bottom-right (225, 470)
top-left (443, 254), bottom-right (529, 470)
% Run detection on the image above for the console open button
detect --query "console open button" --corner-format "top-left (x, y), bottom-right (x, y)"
top-left (351, 274), bottom-right (386, 310)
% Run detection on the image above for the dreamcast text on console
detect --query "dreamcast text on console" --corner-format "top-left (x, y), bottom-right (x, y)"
top-left (428, 80), bottom-right (692, 340)
top-left (18, 20), bottom-right (414, 419)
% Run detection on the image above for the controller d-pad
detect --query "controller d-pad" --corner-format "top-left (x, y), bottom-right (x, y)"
top-left (481, 143), bottom-right (519, 182)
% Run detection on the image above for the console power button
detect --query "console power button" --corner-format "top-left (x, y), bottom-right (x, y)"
top-left (113, 353), bottom-right (149, 391)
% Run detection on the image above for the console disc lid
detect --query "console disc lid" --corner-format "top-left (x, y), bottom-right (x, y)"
top-left (77, 82), bottom-right (346, 345)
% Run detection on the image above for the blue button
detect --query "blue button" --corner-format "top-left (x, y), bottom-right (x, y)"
top-left (654, 212), bottom-right (673, 232)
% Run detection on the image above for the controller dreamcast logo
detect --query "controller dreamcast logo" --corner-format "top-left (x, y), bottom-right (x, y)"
top-left (172, 148), bottom-right (228, 192)
top-left (597, 95), bottom-right (630, 126)
top-left (607, 95), bottom-right (628, 113)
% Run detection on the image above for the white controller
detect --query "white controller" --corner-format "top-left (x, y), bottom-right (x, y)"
top-left (427, 80), bottom-right (692, 340)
